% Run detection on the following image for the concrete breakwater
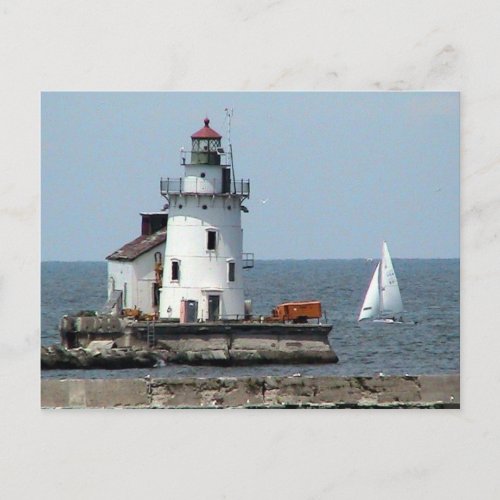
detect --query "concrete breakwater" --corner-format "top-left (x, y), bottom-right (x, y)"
top-left (58, 318), bottom-right (337, 366)
top-left (43, 328), bottom-right (338, 369)
top-left (41, 374), bottom-right (460, 409)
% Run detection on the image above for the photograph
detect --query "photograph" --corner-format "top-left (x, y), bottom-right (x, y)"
top-left (5, 2), bottom-right (500, 497)
top-left (41, 91), bottom-right (460, 408)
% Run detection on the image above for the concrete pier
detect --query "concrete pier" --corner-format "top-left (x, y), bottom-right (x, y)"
top-left (41, 374), bottom-right (459, 409)
top-left (50, 321), bottom-right (338, 368)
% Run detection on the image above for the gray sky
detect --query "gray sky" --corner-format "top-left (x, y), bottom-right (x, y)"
top-left (41, 92), bottom-right (459, 260)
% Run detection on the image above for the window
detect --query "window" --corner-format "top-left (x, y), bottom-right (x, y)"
top-left (208, 139), bottom-right (220, 151)
top-left (228, 261), bottom-right (235, 282)
top-left (153, 283), bottom-right (160, 306)
top-left (207, 230), bottom-right (217, 250)
top-left (171, 260), bottom-right (180, 281)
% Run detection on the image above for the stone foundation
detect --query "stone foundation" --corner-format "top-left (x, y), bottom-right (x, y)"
top-left (44, 323), bottom-right (338, 369)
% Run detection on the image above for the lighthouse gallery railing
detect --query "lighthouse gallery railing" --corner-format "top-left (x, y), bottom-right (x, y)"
top-left (160, 177), bottom-right (250, 197)
top-left (242, 253), bottom-right (254, 269)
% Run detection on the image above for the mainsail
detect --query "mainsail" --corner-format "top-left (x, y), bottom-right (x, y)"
top-left (379, 241), bottom-right (403, 316)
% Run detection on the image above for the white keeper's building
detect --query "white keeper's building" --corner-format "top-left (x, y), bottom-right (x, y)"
top-left (105, 212), bottom-right (168, 315)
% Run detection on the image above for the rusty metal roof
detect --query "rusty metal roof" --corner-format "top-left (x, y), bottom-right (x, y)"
top-left (106, 227), bottom-right (167, 261)
top-left (191, 118), bottom-right (222, 139)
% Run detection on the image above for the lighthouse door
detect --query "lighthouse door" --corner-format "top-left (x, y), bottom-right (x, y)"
top-left (208, 295), bottom-right (220, 321)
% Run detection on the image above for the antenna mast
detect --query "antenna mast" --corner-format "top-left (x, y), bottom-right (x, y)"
top-left (225, 108), bottom-right (237, 194)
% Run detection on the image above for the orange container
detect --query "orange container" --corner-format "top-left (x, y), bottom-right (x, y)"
top-left (272, 301), bottom-right (322, 322)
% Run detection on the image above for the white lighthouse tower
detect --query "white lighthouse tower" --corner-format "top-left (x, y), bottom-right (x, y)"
top-left (158, 117), bottom-right (252, 322)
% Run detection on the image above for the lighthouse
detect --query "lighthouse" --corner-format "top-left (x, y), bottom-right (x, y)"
top-left (59, 115), bottom-right (337, 365)
top-left (158, 118), bottom-right (252, 322)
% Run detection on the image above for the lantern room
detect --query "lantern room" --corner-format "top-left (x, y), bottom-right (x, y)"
top-left (190, 118), bottom-right (222, 165)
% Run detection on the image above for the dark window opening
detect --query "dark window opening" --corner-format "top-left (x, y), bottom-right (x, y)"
top-left (178, 204), bottom-right (183, 209)
top-left (207, 230), bottom-right (217, 250)
top-left (227, 205), bottom-right (231, 210)
top-left (200, 172), bottom-right (206, 178)
top-left (228, 262), bottom-right (235, 282)
top-left (222, 167), bottom-right (231, 193)
top-left (202, 204), bottom-right (208, 210)
top-left (171, 261), bottom-right (179, 281)
top-left (153, 283), bottom-right (160, 306)
top-left (141, 213), bottom-right (168, 236)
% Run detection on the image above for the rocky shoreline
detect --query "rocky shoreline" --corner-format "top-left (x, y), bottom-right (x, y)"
top-left (41, 345), bottom-right (167, 369)
top-left (41, 341), bottom-right (338, 369)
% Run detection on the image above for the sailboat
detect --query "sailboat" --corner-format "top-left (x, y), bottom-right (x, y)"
top-left (358, 241), bottom-right (404, 323)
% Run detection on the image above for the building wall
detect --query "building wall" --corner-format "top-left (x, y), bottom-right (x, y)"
top-left (159, 193), bottom-right (245, 320)
top-left (107, 246), bottom-right (162, 314)
top-left (108, 260), bottom-right (134, 308)
top-left (183, 164), bottom-right (225, 194)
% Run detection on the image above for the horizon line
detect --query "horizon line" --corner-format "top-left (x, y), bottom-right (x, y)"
top-left (42, 256), bottom-right (460, 263)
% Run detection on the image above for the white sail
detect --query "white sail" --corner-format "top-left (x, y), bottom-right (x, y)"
top-left (379, 241), bottom-right (403, 316)
top-left (358, 262), bottom-right (380, 321)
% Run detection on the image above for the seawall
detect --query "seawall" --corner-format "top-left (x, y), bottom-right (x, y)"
top-left (44, 323), bottom-right (338, 368)
top-left (41, 374), bottom-right (459, 409)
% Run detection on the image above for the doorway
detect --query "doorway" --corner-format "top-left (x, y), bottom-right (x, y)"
top-left (186, 300), bottom-right (198, 323)
top-left (208, 295), bottom-right (220, 321)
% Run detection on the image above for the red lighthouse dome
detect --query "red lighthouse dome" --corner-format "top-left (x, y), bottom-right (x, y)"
top-left (191, 118), bottom-right (222, 139)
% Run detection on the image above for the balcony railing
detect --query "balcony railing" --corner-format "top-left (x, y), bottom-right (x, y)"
top-left (242, 253), bottom-right (254, 269)
top-left (160, 177), bottom-right (250, 197)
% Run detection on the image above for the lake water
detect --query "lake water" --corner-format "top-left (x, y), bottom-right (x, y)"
top-left (41, 259), bottom-right (460, 379)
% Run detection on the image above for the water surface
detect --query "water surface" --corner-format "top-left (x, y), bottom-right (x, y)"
top-left (41, 259), bottom-right (459, 378)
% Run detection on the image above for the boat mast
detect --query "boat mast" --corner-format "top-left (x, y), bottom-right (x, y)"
top-left (378, 241), bottom-right (384, 317)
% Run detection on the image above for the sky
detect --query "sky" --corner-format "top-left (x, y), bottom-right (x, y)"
top-left (41, 92), bottom-right (459, 261)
